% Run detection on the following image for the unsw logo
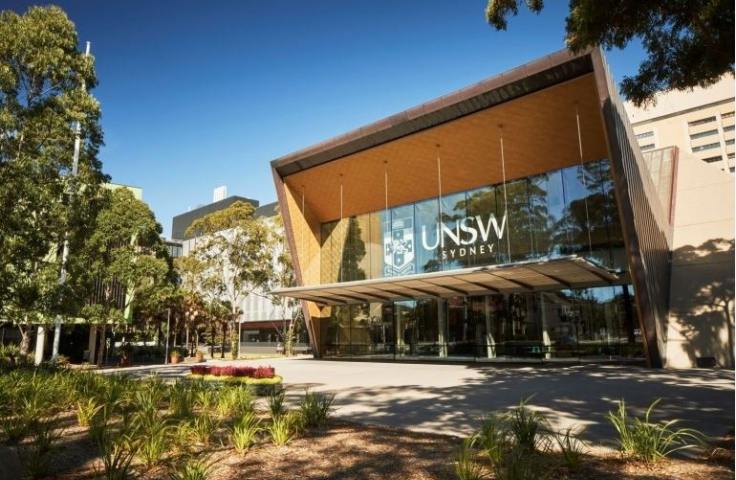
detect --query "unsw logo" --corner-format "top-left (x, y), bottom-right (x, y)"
top-left (383, 217), bottom-right (415, 277)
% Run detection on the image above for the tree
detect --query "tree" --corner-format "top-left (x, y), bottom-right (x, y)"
top-left (184, 201), bottom-right (275, 359)
top-left (485, 0), bottom-right (734, 106)
top-left (0, 6), bottom-right (106, 352)
top-left (73, 188), bottom-right (171, 365)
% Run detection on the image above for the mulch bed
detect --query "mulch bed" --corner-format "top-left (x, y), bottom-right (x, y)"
top-left (6, 412), bottom-right (734, 480)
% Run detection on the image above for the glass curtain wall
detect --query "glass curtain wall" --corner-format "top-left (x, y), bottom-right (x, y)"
top-left (320, 158), bottom-right (627, 284)
top-left (323, 286), bottom-right (643, 362)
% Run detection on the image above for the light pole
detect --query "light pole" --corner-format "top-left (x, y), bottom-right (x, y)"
top-left (164, 308), bottom-right (171, 364)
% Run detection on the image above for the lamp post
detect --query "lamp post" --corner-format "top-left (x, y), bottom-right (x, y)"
top-left (164, 308), bottom-right (171, 364)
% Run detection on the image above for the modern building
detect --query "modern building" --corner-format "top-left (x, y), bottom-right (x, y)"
top-left (626, 75), bottom-right (735, 173)
top-left (172, 188), bottom-right (298, 350)
top-left (270, 48), bottom-right (735, 368)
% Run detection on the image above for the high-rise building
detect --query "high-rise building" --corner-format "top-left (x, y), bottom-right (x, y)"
top-left (626, 75), bottom-right (735, 173)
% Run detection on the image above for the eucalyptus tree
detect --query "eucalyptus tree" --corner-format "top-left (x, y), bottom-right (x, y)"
top-left (485, 0), bottom-right (734, 106)
top-left (73, 188), bottom-right (171, 365)
top-left (0, 6), bottom-right (106, 354)
top-left (184, 201), bottom-right (275, 358)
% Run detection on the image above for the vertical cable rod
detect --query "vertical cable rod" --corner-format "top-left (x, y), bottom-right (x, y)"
top-left (339, 174), bottom-right (344, 283)
top-left (575, 102), bottom-right (594, 258)
top-left (499, 125), bottom-right (511, 261)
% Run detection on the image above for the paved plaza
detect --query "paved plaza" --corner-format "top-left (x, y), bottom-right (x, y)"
top-left (108, 357), bottom-right (735, 445)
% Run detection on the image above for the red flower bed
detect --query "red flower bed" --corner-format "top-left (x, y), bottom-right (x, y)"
top-left (190, 365), bottom-right (275, 379)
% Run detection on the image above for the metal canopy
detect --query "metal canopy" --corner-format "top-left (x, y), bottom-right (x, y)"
top-left (270, 256), bottom-right (623, 306)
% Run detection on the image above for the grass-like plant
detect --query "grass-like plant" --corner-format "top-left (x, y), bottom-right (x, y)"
top-left (77, 397), bottom-right (103, 427)
top-left (454, 435), bottom-right (487, 480)
top-left (509, 396), bottom-right (547, 453)
top-left (0, 412), bottom-right (31, 444)
top-left (268, 415), bottom-right (295, 446)
top-left (95, 422), bottom-right (138, 480)
top-left (230, 412), bottom-right (262, 454)
top-left (477, 414), bottom-right (509, 467)
top-left (555, 427), bottom-right (586, 471)
top-left (607, 398), bottom-right (706, 464)
top-left (133, 416), bottom-right (174, 469)
top-left (494, 448), bottom-right (545, 480)
top-left (169, 381), bottom-right (197, 418)
top-left (19, 419), bottom-right (65, 479)
top-left (268, 388), bottom-right (287, 419)
top-left (182, 414), bottom-right (221, 446)
top-left (216, 385), bottom-right (254, 418)
top-left (168, 453), bottom-right (216, 480)
top-left (195, 387), bottom-right (218, 412)
top-left (299, 390), bottom-right (336, 428)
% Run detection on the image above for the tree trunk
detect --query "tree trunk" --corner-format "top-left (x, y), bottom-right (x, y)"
top-left (18, 324), bottom-right (32, 356)
top-left (220, 322), bottom-right (226, 359)
top-left (210, 324), bottom-right (215, 359)
top-left (96, 323), bottom-right (107, 366)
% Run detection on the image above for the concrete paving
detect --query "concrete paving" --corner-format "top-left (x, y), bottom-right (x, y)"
top-left (106, 357), bottom-right (735, 446)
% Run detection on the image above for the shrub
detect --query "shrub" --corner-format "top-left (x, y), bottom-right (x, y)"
top-left (230, 412), bottom-right (262, 454)
top-left (607, 398), bottom-right (705, 464)
top-left (189, 365), bottom-right (275, 378)
top-left (454, 435), bottom-right (487, 480)
top-left (299, 390), bottom-right (336, 428)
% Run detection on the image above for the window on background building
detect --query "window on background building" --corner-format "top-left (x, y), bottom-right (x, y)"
top-left (703, 156), bottom-right (723, 163)
top-left (723, 125), bottom-right (735, 132)
top-left (726, 139), bottom-right (735, 146)
top-left (635, 131), bottom-right (654, 139)
top-left (730, 167), bottom-right (735, 173)
top-left (688, 116), bottom-right (716, 127)
top-left (693, 142), bottom-right (721, 152)
top-left (640, 143), bottom-right (655, 150)
top-left (728, 153), bottom-right (735, 159)
top-left (722, 112), bottom-right (735, 119)
top-left (690, 129), bottom-right (719, 140)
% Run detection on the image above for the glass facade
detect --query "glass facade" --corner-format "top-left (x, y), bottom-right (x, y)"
top-left (320, 158), bottom-right (627, 283)
top-left (322, 286), bottom-right (644, 362)
top-left (317, 158), bottom-right (642, 362)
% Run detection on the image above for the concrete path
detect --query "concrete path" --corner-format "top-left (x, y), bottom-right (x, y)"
top-left (106, 357), bottom-right (735, 446)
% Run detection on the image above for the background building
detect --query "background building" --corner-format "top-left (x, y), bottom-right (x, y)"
top-left (626, 75), bottom-right (735, 173)
top-left (172, 188), bottom-right (299, 353)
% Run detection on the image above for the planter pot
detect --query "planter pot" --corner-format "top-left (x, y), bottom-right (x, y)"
top-left (171, 357), bottom-right (181, 364)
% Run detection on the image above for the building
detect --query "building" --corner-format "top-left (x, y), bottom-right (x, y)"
top-left (270, 48), bottom-right (735, 368)
top-left (626, 75), bottom-right (735, 173)
top-left (172, 189), bottom-right (298, 350)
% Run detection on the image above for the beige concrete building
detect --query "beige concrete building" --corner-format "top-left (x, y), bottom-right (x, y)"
top-left (626, 75), bottom-right (735, 173)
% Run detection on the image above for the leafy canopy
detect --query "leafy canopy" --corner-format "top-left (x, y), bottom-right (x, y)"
top-left (485, 0), bottom-right (735, 106)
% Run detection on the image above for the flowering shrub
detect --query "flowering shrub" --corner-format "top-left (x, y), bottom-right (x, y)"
top-left (189, 365), bottom-right (275, 379)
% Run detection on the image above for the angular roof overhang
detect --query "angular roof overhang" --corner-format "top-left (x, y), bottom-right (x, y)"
top-left (270, 257), bottom-right (624, 306)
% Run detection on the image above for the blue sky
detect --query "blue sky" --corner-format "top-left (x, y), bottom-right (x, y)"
top-left (7, 1), bottom-right (646, 238)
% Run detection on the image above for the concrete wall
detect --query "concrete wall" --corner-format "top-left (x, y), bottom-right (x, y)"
top-left (665, 152), bottom-right (735, 368)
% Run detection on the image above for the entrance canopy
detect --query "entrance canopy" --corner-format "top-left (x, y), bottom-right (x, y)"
top-left (271, 256), bottom-right (623, 306)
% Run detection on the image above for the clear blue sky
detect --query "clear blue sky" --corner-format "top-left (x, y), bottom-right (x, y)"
top-left (7, 1), bottom-right (646, 238)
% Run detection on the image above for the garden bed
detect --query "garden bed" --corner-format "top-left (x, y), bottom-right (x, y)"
top-left (187, 365), bottom-right (282, 395)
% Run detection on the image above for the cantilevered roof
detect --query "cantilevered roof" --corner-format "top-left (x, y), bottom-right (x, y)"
top-left (270, 257), bottom-right (622, 306)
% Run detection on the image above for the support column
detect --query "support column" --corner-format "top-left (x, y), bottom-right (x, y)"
top-left (88, 326), bottom-right (97, 364)
top-left (539, 293), bottom-right (552, 359)
top-left (437, 298), bottom-right (447, 358)
top-left (34, 325), bottom-right (46, 365)
top-left (485, 296), bottom-right (495, 359)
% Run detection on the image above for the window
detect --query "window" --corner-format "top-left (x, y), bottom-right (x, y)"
top-left (692, 142), bottom-right (720, 152)
top-left (703, 156), bottom-right (722, 163)
top-left (723, 125), bottom-right (735, 132)
top-left (729, 153), bottom-right (735, 159)
top-left (722, 112), bottom-right (735, 119)
top-left (726, 139), bottom-right (735, 146)
top-left (636, 131), bottom-right (654, 139)
top-left (640, 143), bottom-right (655, 150)
top-left (688, 116), bottom-right (716, 127)
top-left (690, 129), bottom-right (719, 140)
top-left (731, 167), bottom-right (735, 173)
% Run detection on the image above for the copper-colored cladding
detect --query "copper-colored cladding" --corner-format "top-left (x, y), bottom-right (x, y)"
top-left (283, 73), bottom-right (607, 224)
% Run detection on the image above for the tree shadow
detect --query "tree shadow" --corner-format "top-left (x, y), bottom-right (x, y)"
top-left (669, 238), bottom-right (735, 367)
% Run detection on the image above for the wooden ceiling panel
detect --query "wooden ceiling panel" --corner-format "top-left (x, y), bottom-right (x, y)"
top-left (284, 73), bottom-right (606, 223)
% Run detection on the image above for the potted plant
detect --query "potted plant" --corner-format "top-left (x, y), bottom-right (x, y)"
top-left (195, 349), bottom-right (205, 363)
top-left (170, 349), bottom-right (182, 364)
top-left (118, 343), bottom-right (134, 367)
